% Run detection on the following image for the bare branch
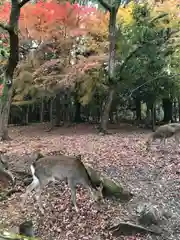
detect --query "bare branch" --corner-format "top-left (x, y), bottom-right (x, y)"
top-left (97, 0), bottom-right (112, 12)
top-left (150, 13), bottom-right (168, 24)
top-left (19, 0), bottom-right (30, 8)
top-left (0, 23), bottom-right (11, 32)
top-left (128, 73), bottom-right (180, 97)
top-left (118, 45), bottom-right (143, 74)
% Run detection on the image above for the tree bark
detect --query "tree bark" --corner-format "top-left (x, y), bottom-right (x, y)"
top-left (0, 87), bottom-right (13, 140)
top-left (0, 0), bottom-right (31, 141)
top-left (100, 88), bottom-right (114, 132)
top-left (25, 104), bottom-right (29, 125)
top-left (74, 90), bottom-right (83, 123)
top-left (49, 97), bottom-right (54, 124)
top-left (162, 98), bottom-right (173, 123)
top-left (40, 97), bottom-right (44, 122)
top-left (173, 100), bottom-right (177, 122)
top-left (145, 102), bottom-right (152, 129)
top-left (151, 102), bottom-right (156, 131)
top-left (74, 101), bottom-right (82, 123)
top-left (135, 97), bottom-right (141, 121)
top-left (178, 98), bottom-right (180, 122)
top-left (100, 7), bottom-right (118, 133)
top-left (55, 92), bottom-right (61, 126)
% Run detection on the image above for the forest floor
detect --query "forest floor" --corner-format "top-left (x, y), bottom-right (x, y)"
top-left (0, 123), bottom-right (179, 240)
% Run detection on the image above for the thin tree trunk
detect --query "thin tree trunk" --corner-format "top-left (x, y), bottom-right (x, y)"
top-left (25, 105), bottom-right (29, 125)
top-left (40, 97), bottom-right (44, 123)
top-left (100, 7), bottom-right (117, 133)
top-left (49, 98), bottom-right (53, 125)
top-left (173, 100), bottom-right (177, 122)
top-left (151, 102), bottom-right (156, 131)
top-left (145, 102), bottom-right (152, 129)
top-left (45, 98), bottom-right (55, 132)
top-left (73, 87), bottom-right (83, 123)
top-left (0, 86), bottom-right (13, 140)
top-left (74, 101), bottom-right (82, 123)
top-left (162, 98), bottom-right (173, 123)
top-left (135, 97), bottom-right (141, 121)
top-left (0, 0), bottom-right (31, 141)
top-left (55, 93), bottom-right (61, 126)
top-left (100, 88), bottom-right (115, 133)
top-left (178, 98), bottom-right (180, 122)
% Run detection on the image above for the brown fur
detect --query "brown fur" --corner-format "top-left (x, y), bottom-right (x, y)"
top-left (21, 154), bottom-right (103, 213)
top-left (146, 123), bottom-right (180, 149)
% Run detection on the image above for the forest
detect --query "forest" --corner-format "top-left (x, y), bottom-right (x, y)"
top-left (0, 0), bottom-right (179, 239)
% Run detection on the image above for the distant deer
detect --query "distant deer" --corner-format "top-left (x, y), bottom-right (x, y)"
top-left (21, 154), bottom-right (103, 214)
top-left (146, 123), bottom-right (180, 150)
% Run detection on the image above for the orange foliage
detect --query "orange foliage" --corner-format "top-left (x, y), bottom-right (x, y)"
top-left (153, 0), bottom-right (180, 23)
top-left (83, 10), bottom-right (108, 41)
top-left (0, 1), bottom-right (108, 42)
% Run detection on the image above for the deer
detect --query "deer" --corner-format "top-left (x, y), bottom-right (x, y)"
top-left (20, 154), bottom-right (103, 214)
top-left (146, 123), bottom-right (180, 150)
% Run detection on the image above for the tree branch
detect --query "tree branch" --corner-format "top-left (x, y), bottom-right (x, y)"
top-left (97, 0), bottom-right (112, 12)
top-left (150, 13), bottom-right (168, 24)
top-left (128, 73), bottom-right (180, 97)
top-left (118, 45), bottom-right (143, 74)
top-left (19, 0), bottom-right (30, 8)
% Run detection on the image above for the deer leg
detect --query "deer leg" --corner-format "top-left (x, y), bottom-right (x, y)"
top-left (68, 179), bottom-right (78, 212)
top-left (160, 138), bottom-right (166, 147)
top-left (146, 140), bottom-right (151, 151)
top-left (174, 134), bottom-right (180, 146)
top-left (34, 186), bottom-right (44, 214)
top-left (21, 176), bottom-right (40, 208)
top-left (163, 138), bottom-right (166, 145)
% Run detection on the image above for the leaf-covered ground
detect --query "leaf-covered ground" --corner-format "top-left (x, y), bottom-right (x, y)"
top-left (0, 123), bottom-right (179, 240)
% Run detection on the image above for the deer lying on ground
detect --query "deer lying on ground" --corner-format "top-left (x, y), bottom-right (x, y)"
top-left (21, 154), bottom-right (103, 214)
top-left (0, 154), bottom-right (15, 188)
top-left (146, 123), bottom-right (180, 150)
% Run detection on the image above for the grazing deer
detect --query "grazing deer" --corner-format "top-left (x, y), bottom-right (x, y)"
top-left (0, 154), bottom-right (15, 188)
top-left (21, 154), bottom-right (103, 214)
top-left (146, 123), bottom-right (180, 149)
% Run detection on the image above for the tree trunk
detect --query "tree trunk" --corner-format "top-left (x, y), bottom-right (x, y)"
top-left (0, 0), bottom-right (30, 141)
top-left (74, 101), bottom-right (82, 123)
top-left (145, 102), bottom-right (152, 129)
top-left (173, 100), bottom-right (177, 122)
top-left (100, 88), bottom-right (115, 133)
top-left (151, 102), bottom-right (156, 131)
top-left (135, 97), bottom-right (141, 121)
top-left (162, 98), bottom-right (173, 123)
top-left (40, 97), bottom-right (44, 122)
top-left (74, 91), bottom-right (83, 123)
top-left (49, 98), bottom-right (53, 125)
top-left (25, 105), bottom-right (29, 125)
top-left (100, 7), bottom-right (117, 133)
top-left (109, 109), bottom-right (114, 124)
top-left (55, 93), bottom-right (61, 126)
top-left (178, 98), bottom-right (180, 122)
top-left (0, 86), bottom-right (13, 140)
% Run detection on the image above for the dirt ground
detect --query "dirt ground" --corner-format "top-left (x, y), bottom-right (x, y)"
top-left (0, 123), bottom-right (179, 240)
